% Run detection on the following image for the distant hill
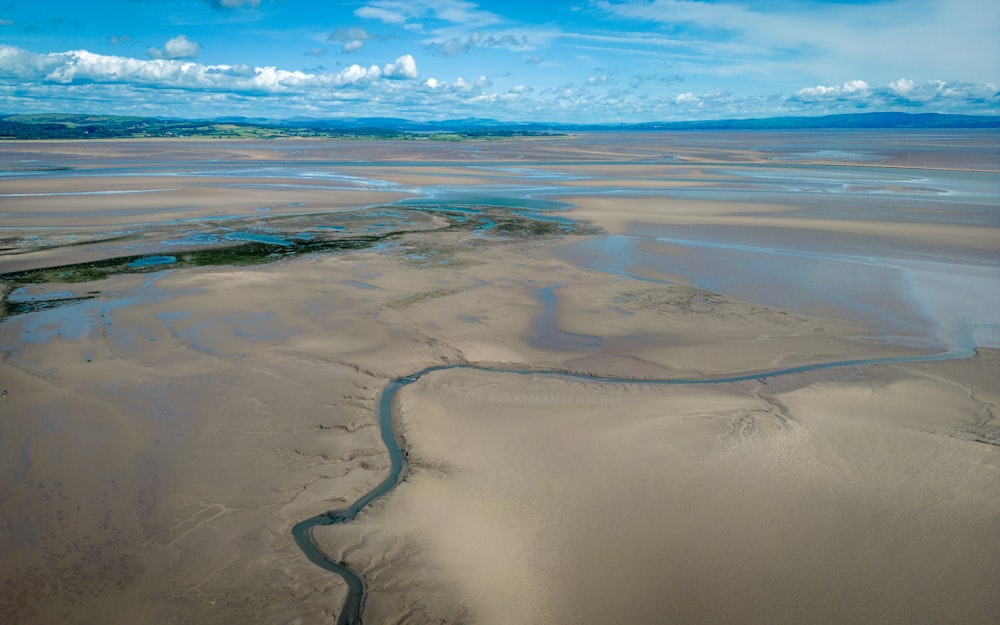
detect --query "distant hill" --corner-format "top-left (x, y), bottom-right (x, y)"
top-left (1, 111), bottom-right (998, 140)
top-left (0, 114), bottom-right (413, 140)
top-left (624, 112), bottom-right (1000, 130)
top-left (285, 112), bottom-right (1000, 132)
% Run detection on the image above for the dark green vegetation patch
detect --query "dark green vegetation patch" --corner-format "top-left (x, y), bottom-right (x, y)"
top-left (0, 206), bottom-right (599, 317)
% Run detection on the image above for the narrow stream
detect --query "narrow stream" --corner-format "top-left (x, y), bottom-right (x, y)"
top-left (291, 348), bottom-right (973, 625)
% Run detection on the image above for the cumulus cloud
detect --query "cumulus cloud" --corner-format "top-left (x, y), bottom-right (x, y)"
top-left (108, 35), bottom-right (132, 45)
top-left (1, 41), bottom-right (996, 123)
top-left (795, 79), bottom-right (869, 99)
top-left (420, 74), bottom-right (489, 93)
top-left (453, 75), bottom-right (489, 90)
top-left (786, 77), bottom-right (999, 111)
top-left (148, 35), bottom-right (200, 60)
top-left (880, 78), bottom-right (998, 105)
top-left (0, 44), bottom-right (419, 93)
top-left (587, 74), bottom-right (608, 86)
top-left (0, 45), bottom-right (63, 78)
top-left (889, 77), bottom-right (915, 95)
top-left (383, 54), bottom-right (418, 79)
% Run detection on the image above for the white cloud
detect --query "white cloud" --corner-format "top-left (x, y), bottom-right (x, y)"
top-left (879, 79), bottom-right (998, 105)
top-left (338, 63), bottom-right (382, 83)
top-left (355, 6), bottom-right (408, 24)
top-left (421, 74), bottom-right (491, 93)
top-left (889, 77), bottom-right (916, 95)
top-left (587, 74), bottom-right (608, 86)
top-left (148, 35), bottom-right (200, 60)
top-left (0, 45), bottom-right (63, 78)
top-left (343, 40), bottom-right (365, 53)
top-left (382, 54), bottom-right (418, 79)
top-left (795, 80), bottom-right (870, 99)
top-left (783, 78), bottom-right (1000, 111)
top-left (0, 43), bottom-right (996, 122)
top-left (0, 44), bottom-right (419, 92)
top-left (435, 0), bottom-right (499, 26)
top-left (453, 75), bottom-right (489, 90)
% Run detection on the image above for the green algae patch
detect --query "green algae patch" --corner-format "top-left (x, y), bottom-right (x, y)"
top-left (0, 204), bottom-right (599, 319)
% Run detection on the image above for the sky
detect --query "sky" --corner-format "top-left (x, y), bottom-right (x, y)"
top-left (0, 0), bottom-right (997, 122)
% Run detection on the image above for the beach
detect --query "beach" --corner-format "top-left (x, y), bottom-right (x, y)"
top-left (1, 132), bottom-right (998, 624)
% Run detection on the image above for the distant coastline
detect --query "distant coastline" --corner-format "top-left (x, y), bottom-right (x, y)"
top-left (1, 111), bottom-right (998, 140)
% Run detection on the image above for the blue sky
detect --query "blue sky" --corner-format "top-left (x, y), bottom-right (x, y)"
top-left (0, 0), bottom-right (997, 122)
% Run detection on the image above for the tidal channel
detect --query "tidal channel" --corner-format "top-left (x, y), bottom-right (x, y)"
top-left (291, 348), bottom-right (972, 625)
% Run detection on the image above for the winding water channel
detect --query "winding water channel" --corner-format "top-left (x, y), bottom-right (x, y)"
top-left (291, 348), bottom-right (973, 625)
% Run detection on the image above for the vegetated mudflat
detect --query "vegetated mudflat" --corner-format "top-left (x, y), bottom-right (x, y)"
top-left (1, 131), bottom-right (998, 625)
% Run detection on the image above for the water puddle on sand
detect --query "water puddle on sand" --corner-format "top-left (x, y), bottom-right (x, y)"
top-left (529, 285), bottom-right (604, 352)
top-left (559, 229), bottom-right (1000, 352)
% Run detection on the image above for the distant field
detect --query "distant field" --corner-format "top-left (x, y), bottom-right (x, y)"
top-left (0, 114), bottom-right (562, 140)
top-left (2, 111), bottom-right (998, 140)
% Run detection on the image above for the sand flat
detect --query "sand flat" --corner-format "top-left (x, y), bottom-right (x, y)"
top-left (557, 194), bottom-right (1000, 252)
top-left (317, 358), bottom-right (999, 625)
top-left (0, 177), bottom-right (410, 228)
top-left (2, 133), bottom-right (998, 624)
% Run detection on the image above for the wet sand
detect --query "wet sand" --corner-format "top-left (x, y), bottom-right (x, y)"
top-left (1, 133), bottom-right (998, 624)
top-left (332, 357), bottom-right (999, 625)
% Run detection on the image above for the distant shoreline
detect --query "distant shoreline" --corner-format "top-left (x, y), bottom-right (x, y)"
top-left (2, 111), bottom-right (998, 140)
